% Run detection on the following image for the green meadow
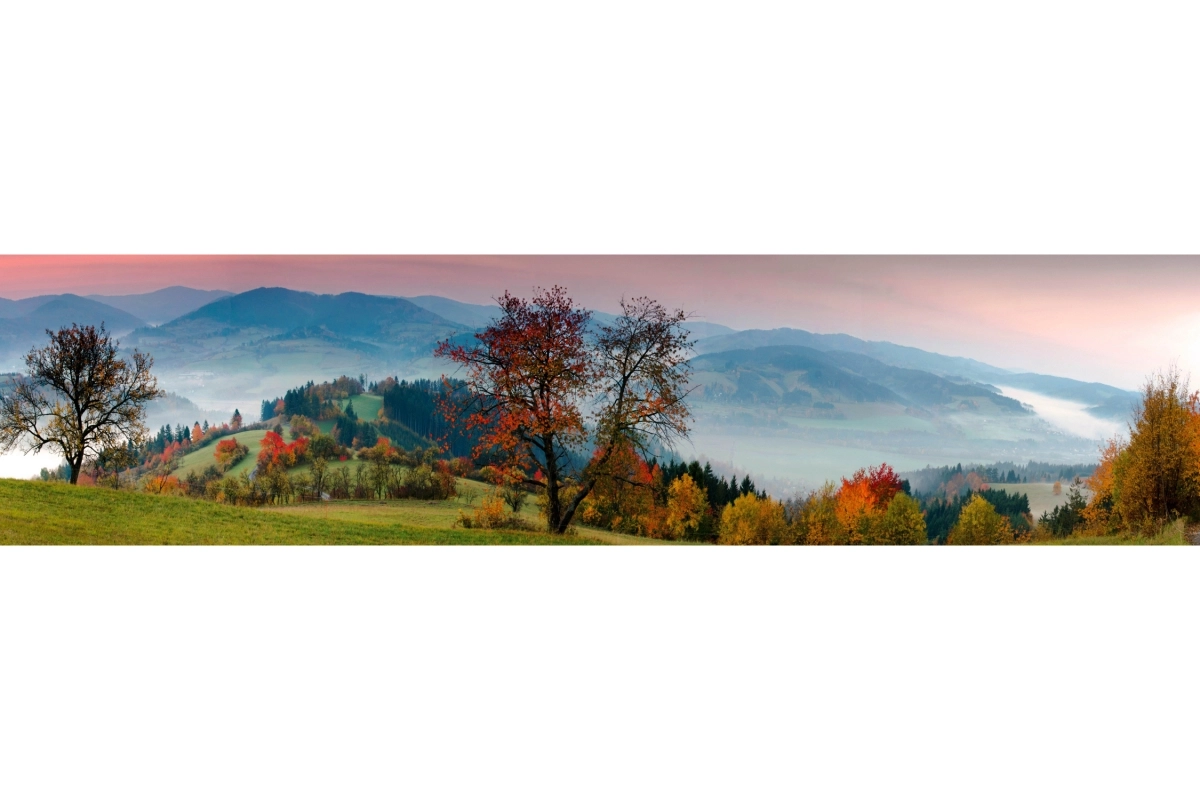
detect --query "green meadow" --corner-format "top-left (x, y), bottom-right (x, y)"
top-left (0, 479), bottom-right (599, 545)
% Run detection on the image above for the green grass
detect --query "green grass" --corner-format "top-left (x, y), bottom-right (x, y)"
top-left (340, 394), bottom-right (383, 422)
top-left (1031, 520), bottom-right (1190, 546)
top-left (0, 479), bottom-right (600, 545)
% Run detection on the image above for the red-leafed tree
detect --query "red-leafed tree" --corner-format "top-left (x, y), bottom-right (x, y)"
top-left (436, 288), bottom-right (693, 533)
top-left (435, 287), bottom-right (594, 531)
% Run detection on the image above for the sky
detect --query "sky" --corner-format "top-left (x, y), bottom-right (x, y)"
top-left (1, 254), bottom-right (1197, 389)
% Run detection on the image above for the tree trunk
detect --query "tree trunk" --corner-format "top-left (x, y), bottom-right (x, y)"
top-left (542, 435), bottom-right (563, 532)
top-left (556, 478), bottom-right (596, 534)
top-left (69, 453), bottom-right (84, 485)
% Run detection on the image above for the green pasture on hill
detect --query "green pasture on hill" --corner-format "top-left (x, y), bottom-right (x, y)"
top-left (340, 394), bottom-right (383, 421)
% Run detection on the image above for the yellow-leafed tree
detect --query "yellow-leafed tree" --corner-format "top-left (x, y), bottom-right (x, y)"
top-left (718, 493), bottom-right (790, 545)
top-left (946, 495), bottom-right (1012, 545)
top-left (870, 492), bottom-right (927, 545)
top-left (664, 474), bottom-right (708, 540)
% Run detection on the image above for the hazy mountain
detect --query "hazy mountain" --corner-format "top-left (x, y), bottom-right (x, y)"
top-left (87, 286), bottom-right (233, 326)
top-left (405, 295), bottom-right (737, 340)
top-left (681, 343), bottom-right (1109, 489)
top-left (122, 288), bottom-right (469, 409)
top-left (405, 296), bottom-right (498, 329)
top-left (0, 295), bottom-right (146, 368)
top-left (694, 327), bottom-right (1139, 418)
top-left (690, 345), bottom-right (1028, 413)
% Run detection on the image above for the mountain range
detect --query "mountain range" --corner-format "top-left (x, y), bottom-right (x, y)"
top-left (0, 287), bottom-right (234, 369)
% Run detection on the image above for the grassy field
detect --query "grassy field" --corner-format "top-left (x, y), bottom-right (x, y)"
top-left (0, 479), bottom-right (600, 545)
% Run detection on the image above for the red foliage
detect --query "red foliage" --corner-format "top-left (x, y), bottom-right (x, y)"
top-left (433, 286), bottom-right (594, 477)
top-left (840, 462), bottom-right (904, 510)
top-left (258, 431), bottom-right (309, 470)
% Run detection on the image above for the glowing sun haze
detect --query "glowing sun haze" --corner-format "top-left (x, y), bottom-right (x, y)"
top-left (1, 254), bottom-right (1195, 389)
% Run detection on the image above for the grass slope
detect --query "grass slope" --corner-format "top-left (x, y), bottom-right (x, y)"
top-left (0, 480), bottom-right (598, 545)
top-left (340, 394), bottom-right (383, 421)
top-left (170, 429), bottom-right (271, 480)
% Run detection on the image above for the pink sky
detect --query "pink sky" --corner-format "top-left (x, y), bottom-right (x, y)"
top-left (1, 255), bottom-right (1196, 389)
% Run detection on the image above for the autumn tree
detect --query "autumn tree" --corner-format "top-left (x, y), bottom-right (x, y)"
top-left (664, 473), bottom-right (708, 540)
top-left (718, 493), bottom-right (790, 545)
top-left (0, 323), bottom-right (161, 484)
top-left (561, 296), bottom-right (693, 531)
top-left (1118, 367), bottom-right (1200, 529)
top-left (872, 493), bottom-right (927, 545)
top-left (946, 496), bottom-right (1012, 545)
top-left (436, 288), bottom-right (693, 533)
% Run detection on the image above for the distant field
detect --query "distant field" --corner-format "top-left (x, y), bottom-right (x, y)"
top-left (989, 482), bottom-right (1091, 518)
top-left (0, 479), bottom-right (599, 545)
top-left (339, 394), bottom-right (383, 421)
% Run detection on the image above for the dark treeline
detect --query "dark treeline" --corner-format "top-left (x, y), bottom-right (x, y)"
top-left (657, 458), bottom-right (764, 509)
top-left (372, 378), bottom-right (479, 457)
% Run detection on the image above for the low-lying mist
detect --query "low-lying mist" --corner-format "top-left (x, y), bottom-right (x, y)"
top-left (994, 386), bottom-right (1125, 442)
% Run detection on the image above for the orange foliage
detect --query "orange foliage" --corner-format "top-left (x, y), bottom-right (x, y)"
top-left (257, 430), bottom-right (309, 470)
top-left (144, 474), bottom-right (182, 495)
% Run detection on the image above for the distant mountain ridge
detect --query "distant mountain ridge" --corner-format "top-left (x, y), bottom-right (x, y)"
top-left (694, 327), bottom-right (1138, 418)
top-left (86, 286), bottom-right (232, 325)
top-left (0, 294), bottom-right (146, 368)
top-left (404, 295), bottom-right (737, 340)
top-left (690, 345), bottom-right (1029, 414)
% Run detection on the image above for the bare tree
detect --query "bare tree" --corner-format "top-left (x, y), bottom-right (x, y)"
top-left (0, 324), bottom-right (162, 484)
top-left (558, 296), bottom-right (694, 531)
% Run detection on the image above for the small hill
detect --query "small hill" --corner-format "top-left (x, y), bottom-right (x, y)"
top-left (87, 286), bottom-right (233, 325)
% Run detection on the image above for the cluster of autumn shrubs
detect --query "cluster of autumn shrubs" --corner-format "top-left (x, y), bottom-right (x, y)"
top-left (548, 451), bottom-right (935, 544)
top-left (141, 409), bottom-right (464, 506)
